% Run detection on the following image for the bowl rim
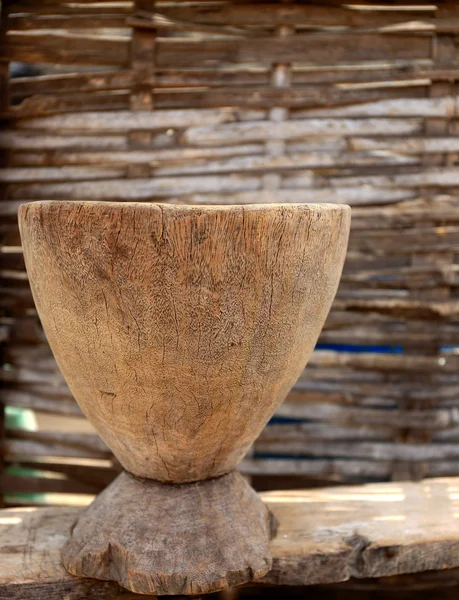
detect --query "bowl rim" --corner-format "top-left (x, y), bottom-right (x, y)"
top-left (19, 200), bottom-right (351, 217)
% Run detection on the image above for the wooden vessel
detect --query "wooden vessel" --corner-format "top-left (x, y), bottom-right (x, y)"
top-left (19, 201), bottom-right (350, 594)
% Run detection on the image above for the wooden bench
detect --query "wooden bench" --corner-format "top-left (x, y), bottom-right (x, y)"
top-left (2, 477), bottom-right (459, 599)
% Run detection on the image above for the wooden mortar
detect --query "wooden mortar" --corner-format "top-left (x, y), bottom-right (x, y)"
top-left (19, 201), bottom-right (350, 595)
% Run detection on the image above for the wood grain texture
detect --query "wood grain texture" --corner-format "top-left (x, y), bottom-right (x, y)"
top-left (3, 477), bottom-right (459, 598)
top-left (3, 32), bottom-right (431, 68)
top-left (62, 470), bottom-right (274, 595)
top-left (19, 201), bottom-right (350, 483)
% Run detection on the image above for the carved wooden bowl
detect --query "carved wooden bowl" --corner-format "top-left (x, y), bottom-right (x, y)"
top-left (19, 201), bottom-right (350, 595)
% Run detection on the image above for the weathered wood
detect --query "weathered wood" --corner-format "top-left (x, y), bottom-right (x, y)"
top-left (139, 14), bottom-right (459, 36)
top-left (0, 131), bottom-right (128, 150)
top-left (350, 136), bottom-right (459, 154)
top-left (8, 144), bottom-right (266, 166)
top-left (9, 71), bottom-right (138, 96)
top-left (19, 201), bottom-right (349, 482)
top-left (270, 403), bottom-right (459, 430)
top-left (2, 32), bottom-right (131, 67)
top-left (5, 85), bottom-right (428, 117)
top-left (318, 325), bottom-right (459, 346)
top-left (62, 470), bottom-right (274, 595)
top-left (260, 423), bottom-right (390, 442)
top-left (140, 4), bottom-right (439, 29)
top-left (3, 32), bottom-right (432, 67)
top-left (19, 201), bottom-right (349, 593)
top-left (4, 0), bottom-right (132, 16)
top-left (9, 174), bottom-right (261, 199)
top-left (13, 108), bottom-right (237, 132)
top-left (4, 478), bottom-right (459, 598)
top-left (0, 151), bottom-right (418, 179)
top-left (7, 14), bottom-right (129, 30)
top-left (242, 458), bottom-right (393, 479)
top-left (183, 118), bottom-right (422, 145)
top-left (3, 91), bottom-right (131, 118)
top-left (255, 439), bottom-right (459, 462)
top-left (308, 351), bottom-right (459, 373)
top-left (333, 296), bottom-right (459, 318)
top-left (9, 63), bottom-right (459, 97)
top-left (290, 64), bottom-right (459, 85)
top-left (0, 507), bottom-right (127, 599)
top-left (2, 389), bottom-right (82, 416)
top-left (0, 473), bottom-right (102, 496)
top-left (303, 97), bottom-right (459, 118)
top-left (242, 459), bottom-right (459, 479)
top-left (341, 265), bottom-right (459, 290)
top-left (4, 430), bottom-right (110, 460)
top-left (155, 34), bottom-right (432, 67)
top-left (0, 166), bottom-right (124, 182)
top-left (6, 460), bottom-right (118, 488)
top-left (329, 167), bottom-right (459, 189)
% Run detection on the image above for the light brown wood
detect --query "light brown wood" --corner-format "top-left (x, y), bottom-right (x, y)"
top-left (19, 202), bottom-right (349, 483)
top-left (19, 201), bottom-right (350, 593)
top-left (3, 478), bottom-right (459, 599)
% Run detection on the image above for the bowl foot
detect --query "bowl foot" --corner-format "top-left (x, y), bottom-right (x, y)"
top-left (61, 470), bottom-right (275, 595)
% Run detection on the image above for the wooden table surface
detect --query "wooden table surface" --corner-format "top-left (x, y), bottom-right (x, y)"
top-left (2, 477), bottom-right (459, 599)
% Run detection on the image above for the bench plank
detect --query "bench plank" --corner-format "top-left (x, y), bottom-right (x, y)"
top-left (1, 477), bottom-right (459, 598)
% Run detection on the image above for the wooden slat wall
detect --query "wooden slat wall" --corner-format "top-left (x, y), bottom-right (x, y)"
top-left (1, 0), bottom-right (459, 503)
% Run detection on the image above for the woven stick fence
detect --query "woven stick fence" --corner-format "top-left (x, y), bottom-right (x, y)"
top-left (1, 0), bottom-right (459, 503)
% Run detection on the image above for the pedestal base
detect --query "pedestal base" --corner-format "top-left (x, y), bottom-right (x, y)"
top-left (61, 470), bottom-right (275, 595)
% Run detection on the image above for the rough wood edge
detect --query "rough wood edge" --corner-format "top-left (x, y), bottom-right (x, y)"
top-left (61, 470), bottom-right (275, 595)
